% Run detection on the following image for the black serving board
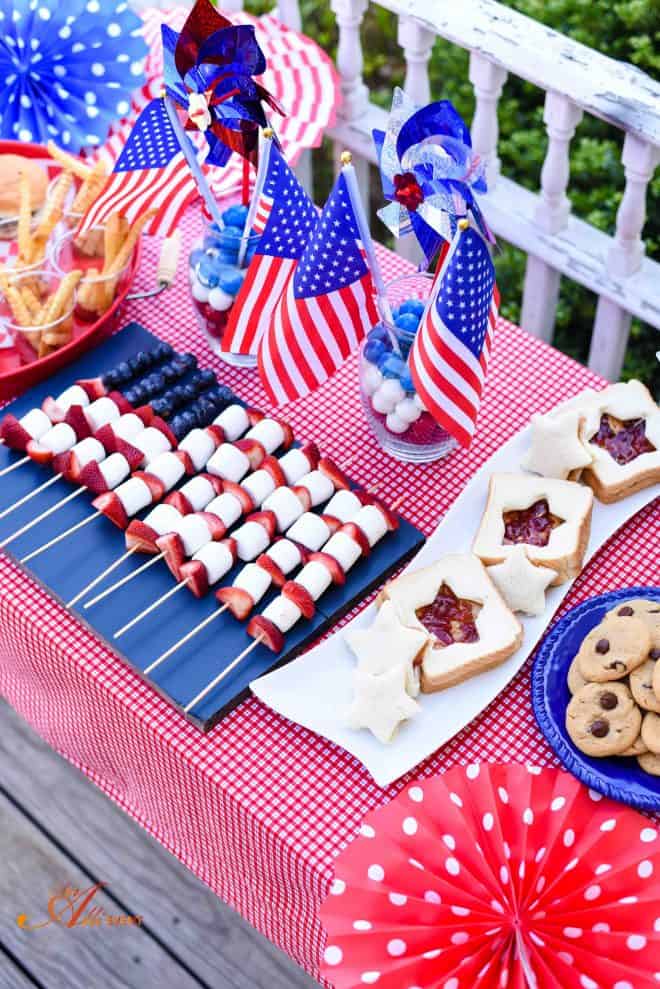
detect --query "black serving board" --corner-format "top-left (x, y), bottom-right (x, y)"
top-left (0, 323), bottom-right (426, 729)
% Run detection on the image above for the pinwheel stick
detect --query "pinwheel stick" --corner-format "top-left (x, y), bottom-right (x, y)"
top-left (237, 128), bottom-right (273, 269)
top-left (162, 94), bottom-right (224, 229)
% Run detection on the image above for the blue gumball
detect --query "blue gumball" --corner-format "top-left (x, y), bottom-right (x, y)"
top-left (197, 256), bottom-right (220, 289)
top-left (367, 323), bottom-right (389, 344)
top-left (203, 222), bottom-right (224, 252)
top-left (400, 369), bottom-right (415, 393)
top-left (399, 298), bottom-right (425, 317)
top-left (222, 204), bottom-right (249, 228)
top-left (189, 247), bottom-right (205, 269)
top-left (381, 354), bottom-right (406, 379)
top-left (219, 224), bottom-right (243, 250)
top-left (364, 339), bottom-right (386, 364)
top-left (219, 268), bottom-right (245, 296)
top-left (395, 312), bottom-right (421, 335)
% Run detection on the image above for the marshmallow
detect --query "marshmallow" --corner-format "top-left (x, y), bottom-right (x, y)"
top-left (112, 413), bottom-right (146, 442)
top-left (179, 429), bottom-right (216, 471)
top-left (324, 531), bottom-right (362, 571)
top-left (178, 475), bottom-right (215, 512)
top-left (84, 396), bottom-right (120, 431)
top-left (261, 595), bottom-right (301, 633)
top-left (143, 503), bottom-right (182, 536)
top-left (97, 452), bottom-right (130, 490)
top-left (55, 384), bottom-right (89, 412)
top-left (146, 451), bottom-right (185, 490)
top-left (286, 512), bottom-right (330, 551)
top-left (262, 487), bottom-right (303, 532)
top-left (115, 477), bottom-right (152, 516)
top-left (192, 541), bottom-right (234, 586)
top-left (207, 443), bottom-right (250, 483)
top-left (70, 437), bottom-right (105, 468)
top-left (176, 514), bottom-right (213, 556)
top-left (324, 489), bottom-right (361, 523)
top-left (245, 417), bottom-right (285, 454)
top-left (19, 408), bottom-right (51, 440)
top-left (206, 492), bottom-right (242, 529)
top-left (265, 538), bottom-right (302, 575)
top-left (241, 469), bottom-right (276, 507)
top-left (39, 423), bottom-right (77, 454)
top-left (233, 520), bottom-right (270, 561)
top-left (133, 427), bottom-right (171, 465)
top-left (296, 561), bottom-right (332, 600)
top-left (354, 504), bottom-right (388, 547)
top-left (296, 470), bottom-right (334, 506)
top-left (278, 448), bottom-right (313, 486)
top-left (213, 404), bottom-right (249, 442)
top-left (233, 563), bottom-right (271, 603)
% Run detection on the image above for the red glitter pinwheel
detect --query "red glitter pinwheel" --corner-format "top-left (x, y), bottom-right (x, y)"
top-left (321, 764), bottom-right (660, 989)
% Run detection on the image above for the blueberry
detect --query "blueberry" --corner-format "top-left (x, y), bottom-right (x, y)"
top-left (214, 384), bottom-right (234, 404)
top-left (222, 204), bottom-right (249, 228)
top-left (399, 298), bottom-right (425, 317)
top-left (197, 257), bottom-right (220, 289)
top-left (102, 368), bottom-right (121, 389)
top-left (169, 415), bottom-right (187, 439)
top-left (399, 370), bottom-right (415, 393)
top-left (195, 399), bottom-right (217, 424)
top-left (160, 364), bottom-right (178, 385)
top-left (192, 368), bottom-right (217, 389)
top-left (381, 354), bottom-right (406, 378)
top-left (150, 396), bottom-right (172, 418)
top-left (179, 353), bottom-right (197, 372)
top-left (123, 388), bottom-right (139, 405)
top-left (149, 371), bottom-right (165, 393)
top-left (169, 385), bottom-right (187, 408)
top-left (153, 342), bottom-right (174, 362)
top-left (115, 361), bottom-right (133, 383)
top-left (127, 385), bottom-right (146, 405)
top-left (364, 339), bottom-right (386, 364)
top-left (179, 383), bottom-right (196, 403)
top-left (394, 312), bottom-right (420, 335)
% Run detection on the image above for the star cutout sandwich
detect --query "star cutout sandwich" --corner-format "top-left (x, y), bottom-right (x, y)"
top-left (347, 664), bottom-right (420, 744)
top-left (345, 599), bottom-right (427, 697)
top-left (521, 409), bottom-right (593, 480)
top-left (486, 544), bottom-right (557, 616)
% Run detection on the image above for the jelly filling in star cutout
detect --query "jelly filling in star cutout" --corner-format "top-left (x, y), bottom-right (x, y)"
top-left (502, 499), bottom-right (564, 547)
top-left (393, 171), bottom-right (425, 212)
top-left (591, 413), bottom-right (655, 465)
top-left (415, 582), bottom-right (481, 647)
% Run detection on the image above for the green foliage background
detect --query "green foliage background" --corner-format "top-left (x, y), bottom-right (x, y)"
top-left (248, 0), bottom-right (659, 391)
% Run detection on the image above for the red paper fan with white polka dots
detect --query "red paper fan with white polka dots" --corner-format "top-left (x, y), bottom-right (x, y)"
top-left (320, 764), bottom-right (660, 989)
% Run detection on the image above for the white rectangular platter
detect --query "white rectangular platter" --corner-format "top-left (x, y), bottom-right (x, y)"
top-left (251, 422), bottom-right (659, 787)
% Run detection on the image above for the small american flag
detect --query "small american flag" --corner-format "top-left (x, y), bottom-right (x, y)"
top-left (222, 141), bottom-right (318, 356)
top-left (79, 99), bottom-right (201, 238)
top-left (409, 225), bottom-right (498, 448)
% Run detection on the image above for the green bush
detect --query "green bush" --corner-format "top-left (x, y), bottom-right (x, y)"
top-left (248, 0), bottom-right (659, 391)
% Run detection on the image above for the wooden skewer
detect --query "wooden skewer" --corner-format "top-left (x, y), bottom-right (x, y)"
top-left (143, 604), bottom-right (230, 676)
top-left (183, 634), bottom-right (265, 713)
top-left (66, 545), bottom-right (140, 608)
top-left (83, 552), bottom-right (165, 609)
top-left (0, 454), bottom-right (30, 477)
top-left (114, 579), bottom-right (190, 639)
top-left (0, 488), bottom-right (87, 548)
top-left (20, 511), bottom-right (101, 564)
top-left (0, 472), bottom-right (64, 520)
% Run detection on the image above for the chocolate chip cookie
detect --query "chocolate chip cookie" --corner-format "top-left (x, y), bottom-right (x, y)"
top-left (630, 658), bottom-right (660, 713)
top-left (641, 711), bottom-right (660, 754)
top-left (566, 682), bottom-right (642, 757)
top-left (638, 751), bottom-right (660, 776)
top-left (567, 655), bottom-right (589, 694)
top-left (607, 598), bottom-right (660, 649)
top-left (621, 734), bottom-right (649, 757)
top-left (576, 616), bottom-right (651, 682)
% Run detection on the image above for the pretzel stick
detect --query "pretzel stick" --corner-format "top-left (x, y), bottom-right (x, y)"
top-left (46, 141), bottom-right (93, 181)
top-left (17, 172), bottom-right (32, 264)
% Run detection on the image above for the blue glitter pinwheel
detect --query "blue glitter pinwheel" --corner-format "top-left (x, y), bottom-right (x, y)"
top-left (161, 0), bottom-right (282, 169)
top-left (0, 0), bottom-right (147, 153)
top-left (374, 87), bottom-right (494, 267)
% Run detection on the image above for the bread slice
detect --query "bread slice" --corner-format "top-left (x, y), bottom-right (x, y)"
top-left (578, 380), bottom-right (660, 504)
top-left (379, 553), bottom-right (523, 694)
top-left (472, 472), bottom-right (593, 585)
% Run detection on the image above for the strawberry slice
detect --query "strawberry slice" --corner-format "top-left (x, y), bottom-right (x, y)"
top-left (133, 470), bottom-right (165, 503)
top-left (52, 450), bottom-right (74, 480)
top-left (41, 395), bottom-right (66, 424)
top-left (26, 439), bottom-right (55, 465)
top-left (216, 586), bottom-right (254, 620)
top-left (163, 490), bottom-right (193, 515)
top-left (151, 416), bottom-right (177, 448)
top-left (288, 541), bottom-right (311, 566)
top-left (76, 377), bottom-right (106, 401)
top-left (256, 553), bottom-right (286, 588)
top-left (79, 460), bottom-right (110, 495)
top-left (235, 438), bottom-right (265, 471)
top-left (206, 424), bottom-right (225, 444)
top-left (0, 414), bottom-right (32, 450)
top-left (340, 521), bottom-right (370, 557)
top-left (93, 423), bottom-right (119, 452)
top-left (125, 519), bottom-right (160, 553)
top-left (320, 513), bottom-right (342, 535)
top-left (247, 408), bottom-right (264, 427)
top-left (300, 442), bottom-right (320, 471)
top-left (196, 511), bottom-right (226, 541)
top-left (174, 449), bottom-right (195, 475)
top-left (367, 495), bottom-right (400, 531)
top-left (247, 615), bottom-right (284, 653)
top-left (277, 419), bottom-right (294, 450)
top-left (107, 390), bottom-right (132, 415)
top-left (282, 580), bottom-right (315, 619)
top-left (309, 551), bottom-right (346, 586)
top-left (92, 491), bottom-right (128, 529)
top-left (135, 405), bottom-right (154, 425)
top-left (179, 559), bottom-right (209, 598)
top-left (156, 532), bottom-right (186, 580)
top-left (291, 485), bottom-right (312, 512)
top-left (204, 473), bottom-right (225, 497)
top-left (222, 480), bottom-right (254, 516)
top-left (114, 437), bottom-right (143, 470)
top-left (261, 455), bottom-right (286, 488)
top-left (246, 509), bottom-right (277, 541)
top-left (319, 456), bottom-right (350, 490)
top-left (64, 404), bottom-right (92, 440)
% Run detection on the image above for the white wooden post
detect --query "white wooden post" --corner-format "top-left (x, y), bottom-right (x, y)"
top-left (468, 52), bottom-right (507, 190)
top-left (274, 0), bottom-right (302, 31)
top-left (588, 134), bottom-right (660, 379)
top-left (398, 16), bottom-right (434, 106)
top-left (521, 92), bottom-right (582, 341)
top-left (330, 0), bottom-right (371, 205)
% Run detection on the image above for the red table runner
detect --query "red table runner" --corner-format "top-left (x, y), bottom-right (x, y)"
top-left (1, 208), bottom-right (658, 982)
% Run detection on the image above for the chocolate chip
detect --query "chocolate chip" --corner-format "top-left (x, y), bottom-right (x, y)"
top-left (590, 719), bottom-right (609, 738)
top-left (606, 660), bottom-right (626, 671)
top-left (649, 609), bottom-right (660, 614)
top-left (617, 606), bottom-right (634, 616)
top-left (651, 649), bottom-right (660, 661)
top-left (599, 691), bottom-right (618, 710)
top-left (595, 638), bottom-right (610, 654)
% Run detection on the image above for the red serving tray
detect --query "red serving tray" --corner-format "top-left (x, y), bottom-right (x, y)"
top-left (0, 139), bottom-right (140, 401)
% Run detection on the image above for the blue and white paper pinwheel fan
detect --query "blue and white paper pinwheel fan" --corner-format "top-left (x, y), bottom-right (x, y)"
top-left (0, 0), bottom-right (147, 153)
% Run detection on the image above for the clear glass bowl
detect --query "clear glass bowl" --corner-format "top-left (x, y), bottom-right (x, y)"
top-left (359, 273), bottom-right (456, 463)
top-left (0, 269), bottom-right (76, 357)
top-left (189, 208), bottom-right (259, 368)
top-left (50, 226), bottom-right (132, 323)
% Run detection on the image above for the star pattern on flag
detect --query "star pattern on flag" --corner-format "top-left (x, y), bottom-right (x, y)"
top-left (115, 98), bottom-right (182, 172)
top-left (294, 174), bottom-right (368, 299)
top-left (436, 228), bottom-right (495, 358)
top-left (259, 149), bottom-right (318, 260)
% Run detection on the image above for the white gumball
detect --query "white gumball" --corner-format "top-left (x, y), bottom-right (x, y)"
top-left (385, 412), bottom-right (409, 434)
top-left (395, 398), bottom-right (421, 424)
top-left (192, 280), bottom-right (209, 303)
top-left (380, 378), bottom-right (406, 406)
top-left (371, 385), bottom-right (397, 415)
top-left (413, 392), bottom-right (427, 412)
top-left (208, 287), bottom-right (234, 312)
top-left (363, 363), bottom-right (383, 396)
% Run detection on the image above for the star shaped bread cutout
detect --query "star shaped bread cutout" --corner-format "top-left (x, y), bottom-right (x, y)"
top-left (487, 545), bottom-right (557, 616)
top-left (345, 601), bottom-right (428, 698)
top-left (521, 409), bottom-right (593, 480)
top-left (347, 663), bottom-right (420, 744)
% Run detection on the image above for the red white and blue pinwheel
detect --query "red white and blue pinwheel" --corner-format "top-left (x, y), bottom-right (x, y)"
top-left (374, 87), bottom-right (494, 267)
top-left (161, 0), bottom-right (283, 168)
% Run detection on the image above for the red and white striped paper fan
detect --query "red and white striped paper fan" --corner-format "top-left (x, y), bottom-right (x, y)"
top-left (320, 764), bottom-right (660, 989)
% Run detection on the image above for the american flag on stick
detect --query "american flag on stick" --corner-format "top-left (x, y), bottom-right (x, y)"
top-left (258, 168), bottom-right (380, 405)
top-left (78, 98), bottom-right (202, 238)
top-left (409, 221), bottom-right (498, 448)
top-left (222, 140), bottom-right (318, 356)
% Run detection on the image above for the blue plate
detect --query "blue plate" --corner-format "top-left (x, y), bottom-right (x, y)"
top-left (532, 586), bottom-right (660, 811)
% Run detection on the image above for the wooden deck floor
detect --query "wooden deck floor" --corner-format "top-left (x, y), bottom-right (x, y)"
top-left (0, 699), bottom-right (318, 989)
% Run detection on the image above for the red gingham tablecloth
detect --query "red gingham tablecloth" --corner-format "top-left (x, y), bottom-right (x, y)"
top-left (0, 209), bottom-right (658, 982)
